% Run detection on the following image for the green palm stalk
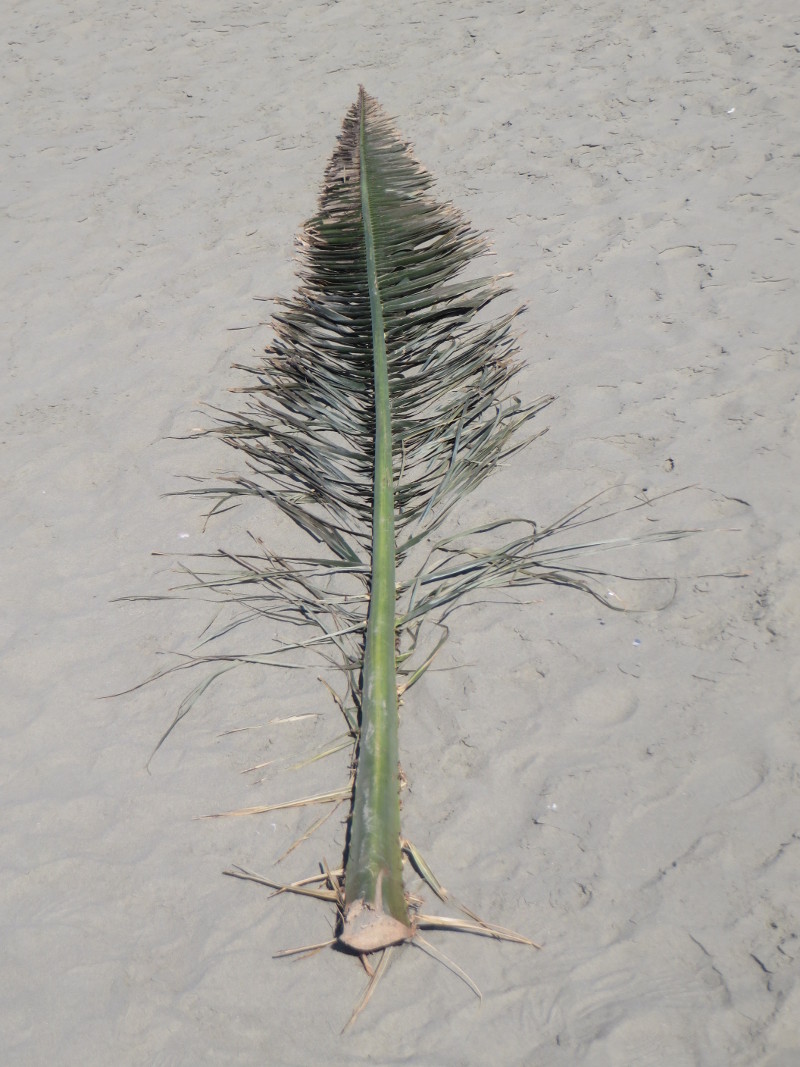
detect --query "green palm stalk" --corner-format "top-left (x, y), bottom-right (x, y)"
top-left (339, 96), bottom-right (410, 949)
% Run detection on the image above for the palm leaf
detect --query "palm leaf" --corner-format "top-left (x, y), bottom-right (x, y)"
top-left (146, 89), bottom-right (690, 955)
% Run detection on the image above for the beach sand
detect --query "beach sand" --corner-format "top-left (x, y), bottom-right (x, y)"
top-left (3, 1), bottom-right (799, 1063)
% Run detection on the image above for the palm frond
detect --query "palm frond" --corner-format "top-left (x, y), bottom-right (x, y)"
top-left (140, 89), bottom-right (695, 958)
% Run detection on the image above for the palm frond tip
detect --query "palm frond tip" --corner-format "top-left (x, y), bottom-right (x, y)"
top-left (208, 91), bottom-right (548, 567)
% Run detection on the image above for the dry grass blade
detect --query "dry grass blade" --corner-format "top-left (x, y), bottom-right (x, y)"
top-left (274, 802), bottom-right (346, 863)
top-left (342, 947), bottom-right (396, 1034)
top-left (402, 838), bottom-right (541, 947)
top-left (198, 780), bottom-right (353, 819)
top-left (413, 936), bottom-right (482, 1001)
top-left (223, 865), bottom-right (340, 902)
top-left (273, 939), bottom-right (337, 960)
top-left (289, 735), bottom-right (353, 770)
top-left (415, 914), bottom-right (541, 948)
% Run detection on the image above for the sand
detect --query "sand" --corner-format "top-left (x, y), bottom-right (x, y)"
top-left (3, 0), bottom-right (799, 1063)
